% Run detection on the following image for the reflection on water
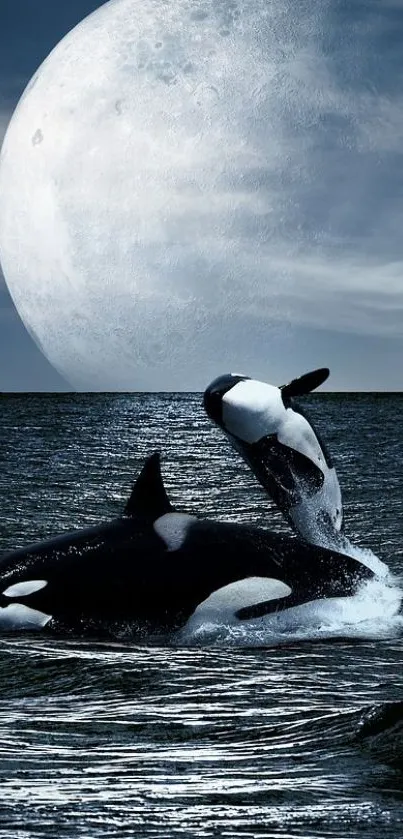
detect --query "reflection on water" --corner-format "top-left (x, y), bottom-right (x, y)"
top-left (0, 393), bottom-right (403, 837)
top-left (1, 638), bottom-right (403, 837)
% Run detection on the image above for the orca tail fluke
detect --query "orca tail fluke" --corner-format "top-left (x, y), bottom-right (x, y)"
top-left (281, 368), bottom-right (329, 400)
top-left (125, 452), bottom-right (173, 519)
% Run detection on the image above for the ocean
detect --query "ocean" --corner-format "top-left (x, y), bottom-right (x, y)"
top-left (0, 392), bottom-right (403, 838)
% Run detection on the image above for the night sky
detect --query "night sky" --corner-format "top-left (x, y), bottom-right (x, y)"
top-left (1, 1), bottom-right (403, 391)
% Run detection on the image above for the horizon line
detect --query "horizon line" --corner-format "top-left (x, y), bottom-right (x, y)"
top-left (1, 390), bottom-right (403, 396)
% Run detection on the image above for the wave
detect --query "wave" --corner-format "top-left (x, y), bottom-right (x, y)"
top-left (356, 701), bottom-right (403, 769)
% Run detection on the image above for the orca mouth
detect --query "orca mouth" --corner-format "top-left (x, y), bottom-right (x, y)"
top-left (204, 374), bottom-right (249, 425)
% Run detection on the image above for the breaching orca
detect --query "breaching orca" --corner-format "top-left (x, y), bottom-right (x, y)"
top-left (0, 453), bottom-right (372, 636)
top-left (204, 368), bottom-right (343, 548)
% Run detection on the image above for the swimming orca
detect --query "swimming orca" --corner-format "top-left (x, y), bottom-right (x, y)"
top-left (204, 368), bottom-right (343, 548)
top-left (0, 453), bottom-right (372, 636)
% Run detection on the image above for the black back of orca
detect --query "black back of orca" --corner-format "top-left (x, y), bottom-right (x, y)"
top-left (0, 454), bottom-right (372, 635)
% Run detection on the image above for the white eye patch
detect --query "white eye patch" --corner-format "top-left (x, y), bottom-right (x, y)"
top-left (3, 580), bottom-right (48, 598)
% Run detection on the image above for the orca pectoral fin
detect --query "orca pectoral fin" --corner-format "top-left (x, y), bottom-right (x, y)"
top-left (281, 368), bottom-right (329, 399)
top-left (125, 452), bottom-right (174, 519)
top-left (236, 592), bottom-right (296, 620)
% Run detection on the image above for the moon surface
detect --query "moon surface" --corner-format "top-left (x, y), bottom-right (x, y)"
top-left (0, 0), bottom-right (330, 389)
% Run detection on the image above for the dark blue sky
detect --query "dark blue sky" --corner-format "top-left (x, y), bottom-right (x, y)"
top-left (1, 1), bottom-right (403, 391)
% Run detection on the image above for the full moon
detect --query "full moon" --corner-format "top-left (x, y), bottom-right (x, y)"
top-left (0, 0), bottom-right (308, 389)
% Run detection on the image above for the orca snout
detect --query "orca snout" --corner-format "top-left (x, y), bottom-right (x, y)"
top-left (204, 374), bottom-right (248, 425)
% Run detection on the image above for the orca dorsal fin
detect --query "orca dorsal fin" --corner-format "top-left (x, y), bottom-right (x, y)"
top-left (281, 368), bottom-right (329, 399)
top-left (124, 452), bottom-right (173, 519)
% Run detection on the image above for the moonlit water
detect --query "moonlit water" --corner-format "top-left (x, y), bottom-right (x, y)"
top-left (1, 392), bottom-right (403, 837)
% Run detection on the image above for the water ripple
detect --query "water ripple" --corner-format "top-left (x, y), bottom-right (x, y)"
top-left (1, 394), bottom-right (403, 836)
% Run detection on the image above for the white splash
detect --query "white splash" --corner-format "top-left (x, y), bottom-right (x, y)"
top-left (325, 532), bottom-right (391, 580)
top-left (180, 541), bottom-right (403, 648)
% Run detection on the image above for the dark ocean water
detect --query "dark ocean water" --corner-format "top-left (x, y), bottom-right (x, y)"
top-left (0, 392), bottom-right (403, 838)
